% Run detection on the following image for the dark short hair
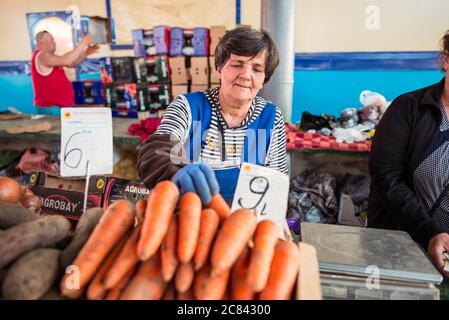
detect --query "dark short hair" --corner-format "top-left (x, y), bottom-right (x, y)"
top-left (214, 27), bottom-right (280, 84)
top-left (439, 30), bottom-right (449, 72)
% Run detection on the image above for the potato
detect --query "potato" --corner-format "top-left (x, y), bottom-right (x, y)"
top-left (0, 201), bottom-right (39, 229)
top-left (0, 215), bottom-right (71, 269)
top-left (60, 207), bottom-right (104, 270)
top-left (2, 249), bottom-right (61, 300)
top-left (40, 285), bottom-right (65, 300)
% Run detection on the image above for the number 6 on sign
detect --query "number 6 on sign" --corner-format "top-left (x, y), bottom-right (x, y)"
top-left (231, 163), bottom-right (290, 240)
top-left (60, 108), bottom-right (113, 177)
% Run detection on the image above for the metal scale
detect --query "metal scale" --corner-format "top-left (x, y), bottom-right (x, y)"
top-left (301, 222), bottom-right (443, 300)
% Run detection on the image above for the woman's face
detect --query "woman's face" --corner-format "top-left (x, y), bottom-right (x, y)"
top-left (218, 52), bottom-right (266, 105)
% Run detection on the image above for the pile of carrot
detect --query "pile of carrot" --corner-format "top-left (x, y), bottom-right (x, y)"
top-left (59, 180), bottom-right (300, 300)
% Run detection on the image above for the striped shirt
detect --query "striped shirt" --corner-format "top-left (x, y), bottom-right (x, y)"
top-left (156, 87), bottom-right (288, 174)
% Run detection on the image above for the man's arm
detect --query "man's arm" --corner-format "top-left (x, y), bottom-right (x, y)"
top-left (38, 35), bottom-right (96, 68)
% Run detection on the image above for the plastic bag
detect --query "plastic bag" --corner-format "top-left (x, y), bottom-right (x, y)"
top-left (332, 127), bottom-right (369, 143)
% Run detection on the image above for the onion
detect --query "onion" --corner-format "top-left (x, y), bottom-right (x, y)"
top-left (0, 177), bottom-right (22, 203)
top-left (21, 194), bottom-right (41, 211)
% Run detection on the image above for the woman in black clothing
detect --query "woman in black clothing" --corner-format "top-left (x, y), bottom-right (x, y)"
top-left (368, 30), bottom-right (449, 276)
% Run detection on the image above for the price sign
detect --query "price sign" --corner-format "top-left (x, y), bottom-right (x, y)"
top-left (231, 163), bottom-right (290, 239)
top-left (60, 108), bottom-right (113, 177)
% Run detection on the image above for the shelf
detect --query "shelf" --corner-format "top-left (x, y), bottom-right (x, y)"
top-left (0, 115), bottom-right (141, 145)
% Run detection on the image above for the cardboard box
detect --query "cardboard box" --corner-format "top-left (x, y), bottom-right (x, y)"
top-left (190, 57), bottom-right (209, 85)
top-left (337, 192), bottom-right (367, 227)
top-left (192, 27), bottom-right (209, 56)
top-left (105, 83), bottom-right (139, 118)
top-left (80, 15), bottom-right (113, 44)
top-left (134, 55), bottom-right (170, 84)
top-left (73, 80), bottom-right (104, 105)
top-left (209, 56), bottom-right (219, 83)
top-left (209, 26), bottom-right (226, 55)
top-left (132, 29), bottom-right (156, 57)
top-left (134, 57), bottom-right (158, 84)
top-left (103, 178), bottom-right (150, 208)
top-left (190, 84), bottom-right (209, 92)
top-left (153, 25), bottom-right (171, 55)
top-left (29, 171), bottom-right (106, 220)
top-left (182, 29), bottom-right (194, 56)
top-left (171, 85), bottom-right (189, 98)
top-left (100, 57), bottom-right (136, 83)
top-left (169, 56), bottom-right (189, 85)
top-left (170, 27), bottom-right (185, 57)
top-left (137, 84), bottom-right (171, 112)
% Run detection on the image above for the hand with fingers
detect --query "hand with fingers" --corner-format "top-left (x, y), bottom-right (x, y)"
top-left (428, 232), bottom-right (449, 277)
top-left (172, 163), bottom-right (219, 206)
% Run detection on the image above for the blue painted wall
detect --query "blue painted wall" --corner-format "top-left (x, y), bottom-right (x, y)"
top-left (0, 52), bottom-right (445, 122)
top-left (0, 75), bottom-right (35, 114)
top-left (291, 69), bottom-right (444, 123)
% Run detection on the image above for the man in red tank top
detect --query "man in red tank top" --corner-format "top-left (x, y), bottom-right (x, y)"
top-left (31, 31), bottom-right (98, 116)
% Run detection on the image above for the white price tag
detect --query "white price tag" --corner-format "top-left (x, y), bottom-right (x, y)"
top-left (231, 162), bottom-right (290, 239)
top-left (60, 108), bottom-right (113, 177)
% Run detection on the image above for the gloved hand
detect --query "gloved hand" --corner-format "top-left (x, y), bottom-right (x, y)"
top-left (172, 163), bottom-right (219, 206)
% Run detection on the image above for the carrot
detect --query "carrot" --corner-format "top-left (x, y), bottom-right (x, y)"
top-left (208, 194), bottom-right (231, 224)
top-left (177, 288), bottom-right (195, 300)
top-left (161, 215), bottom-right (179, 282)
top-left (105, 265), bottom-right (138, 300)
top-left (177, 192), bottom-right (202, 263)
top-left (259, 240), bottom-right (300, 300)
top-left (137, 181), bottom-right (179, 261)
top-left (177, 288), bottom-right (194, 300)
top-left (135, 199), bottom-right (147, 224)
top-left (103, 223), bottom-right (142, 289)
top-left (247, 219), bottom-right (279, 292)
top-left (230, 246), bottom-right (255, 300)
top-left (162, 281), bottom-right (176, 300)
top-left (194, 209), bottom-right (219, 271)
top-left (87, 234), bottom-right (128, 300)
top-left (211, 208), bottom-right (257, 275)
top-left (120, 250), bottom-right (166, 300)
top-left (60, 199), bottom-right (135, 298)
top-left (194, 264), bottom-right (230, 300)
top-left (175, 262), bottom-right (195, 293)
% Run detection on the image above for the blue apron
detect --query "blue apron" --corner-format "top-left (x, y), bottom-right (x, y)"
top-left (183, 92), bottom-right (276, 202)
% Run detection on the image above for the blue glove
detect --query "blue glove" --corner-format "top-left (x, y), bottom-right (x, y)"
top-left (172, 163), bottom-right (219, 206)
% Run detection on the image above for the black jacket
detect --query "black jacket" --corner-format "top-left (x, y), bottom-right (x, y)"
top-left (368, 77), bottom-right (447, 249)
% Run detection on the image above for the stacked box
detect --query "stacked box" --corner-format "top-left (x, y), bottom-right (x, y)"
top-left (80, 15), bottom-right (113, 44)
top-left (137, 83), bottom-right (171, 112)
top-left (170, 27), bottom-right (185, 57)
top-left (104, 83), bottom-right (139, 118)
top-left (153, 25), bottom-right (171, 55)
top-left (132, 29), bottom-right (156, 57)
top-left (73, 80), bottom-right (104, 105)
top-left (100, 57), bottom-right (136, 83)
top-left (209, 26), bottom-right (227, 55)
top-left (134, 55), bottom-right (170, 84)
top-left (209, 26), bottom-right (226, 88)
top-left (192, 28), bottom-right (210, 56)
top-left (190, 57), bottom-right (210, 91)
top-left (102, 178), bottom-right (150, 208)
top-left (29, 171), bottom-right (107, 221)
